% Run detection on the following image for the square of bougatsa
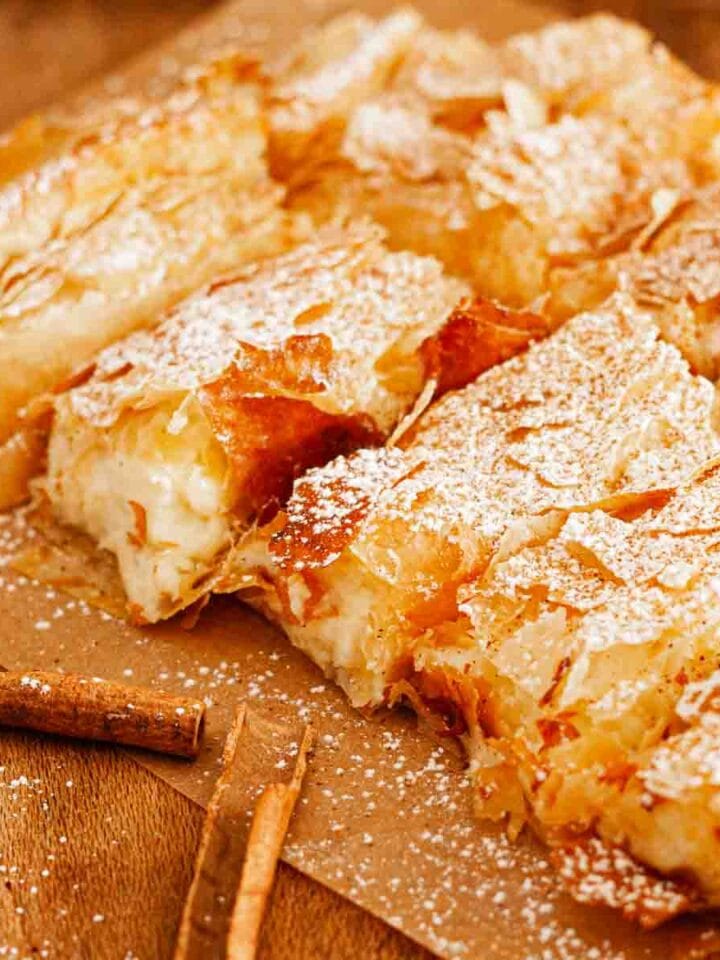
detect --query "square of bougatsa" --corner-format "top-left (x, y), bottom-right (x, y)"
top-left (42, 221), bottom-right (551, 622)
top-left (229, 297), bottom-right (720, 919)
top-left (0, 50), bottom-right (295, 509)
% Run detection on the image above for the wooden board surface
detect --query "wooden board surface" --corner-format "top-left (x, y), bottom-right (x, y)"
top-left (1, 2), bottom-right (719, 959)
top-left (0, 730), bottom-right (434, 959)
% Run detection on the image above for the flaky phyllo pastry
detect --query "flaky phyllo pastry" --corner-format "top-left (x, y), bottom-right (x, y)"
top-left (552, 182), bottom-right (720, 379)
top-left (41, 224), bottom-right (548, 622)
top-left (0, 50), bottom-right (292, 509)
top-left (268, 10), bottom-right (720, 311)
top-left (14, 1), bottom-right (720, 926)
top-left (230, 299), bottom-right (720, 920)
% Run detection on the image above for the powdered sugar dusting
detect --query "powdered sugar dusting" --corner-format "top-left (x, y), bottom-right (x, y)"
top-left (1, 511), bottom-right (682, 958)
top-left (64, 222), bottom-right (466, 434)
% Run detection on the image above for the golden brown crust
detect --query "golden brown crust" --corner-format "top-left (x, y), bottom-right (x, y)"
top-left (235, 297), bottom-right (720, 912)
top-left (419, 298), bottom-right (551, 398)
top-left (628, 193), bottom-right (720, 309)
top-left (59, 222), bottom-right (467, 436)
top-left (551, 183), bottom-right (720, 376)
top-left (267, 446), bottom-right (410, 572)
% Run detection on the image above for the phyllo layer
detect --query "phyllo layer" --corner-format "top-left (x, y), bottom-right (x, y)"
top-left (42, 224), bottom-right (547, 623)
top-left (552, 183), bottom-right (720, 380)
top-left (0, 53), bottom-right (290, 509)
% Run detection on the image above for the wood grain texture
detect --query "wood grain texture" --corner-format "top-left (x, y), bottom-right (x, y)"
top-left (0, 730), bottom-right (433, 959)
top-left (0, 730), bottom-right (201, 959)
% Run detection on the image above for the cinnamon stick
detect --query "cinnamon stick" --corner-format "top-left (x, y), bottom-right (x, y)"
top-left (174, 711), bottom-right (313, 960)
top-left (0, 670), bottom-right (205, 758)
top-left (226, 724), bottom-right (314, 960)
top-left (174, 705), bottom-right (249, 960)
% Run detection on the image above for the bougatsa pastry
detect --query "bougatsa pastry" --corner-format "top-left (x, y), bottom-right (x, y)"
top-left (626, 185), bottom-right (720, 379)
top-left (40, 224), bottom-right (547, 623)
top-left (0, 54), bottom-right (291, 510)
top-left (266, 8), bottom-right (426, 182)
top-left (500, 12), bottom-right (709, 129)
top-left (231, 297), bottom-right (719, 704)
top-left (229, 298), bottom-right (720, 916)
top-left (444, 469), bottom-right (720, 919)
top-left (273, 10), bottom-right (720, 312)
top-left (497, 14), bottom-right (657, 112)
top-left (0, 178), bottom-right (286, 508)
top-left (461, 113), bottom-right (694, 308)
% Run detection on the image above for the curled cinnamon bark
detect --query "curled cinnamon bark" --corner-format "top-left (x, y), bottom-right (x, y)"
top-left (227, 724), bottom-right (314, 960)
top-left (174, 710), bottom-right (313, 960)
top-left (0, 670), bottom-right (205, 758)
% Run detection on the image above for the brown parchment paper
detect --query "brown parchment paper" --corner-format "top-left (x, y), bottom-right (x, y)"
top-left (3, 515), bottom-right (720, 960)
top-left (3, 2), bottom-right (720, 957)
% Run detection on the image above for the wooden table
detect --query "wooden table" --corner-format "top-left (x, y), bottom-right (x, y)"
top-left (0, 730), bottom-right (434, 959)
top-left (0, 2), bottom-right (718, 958)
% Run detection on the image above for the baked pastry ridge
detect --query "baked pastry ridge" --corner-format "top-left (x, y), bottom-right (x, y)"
top-left (552, 182), bottom-right (720, 380)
